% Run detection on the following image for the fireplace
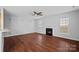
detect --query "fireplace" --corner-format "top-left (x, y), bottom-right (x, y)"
top-left (46, 28), bottom-right (53, 36)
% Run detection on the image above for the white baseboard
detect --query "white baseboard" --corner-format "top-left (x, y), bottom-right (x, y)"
top-left (54, 35), bottom-right (79, 41)
top-left (4, 33), bottom-right (79, 41)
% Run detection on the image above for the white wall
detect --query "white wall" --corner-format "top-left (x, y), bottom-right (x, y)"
top-left (3, 14), bottom-right (34, 37)
top-left (37, 10), bottom-right (79, 40)
top-left (9, 15), bottom-right (34, 36)
top-left (3, 10), bottom-right (11, 37)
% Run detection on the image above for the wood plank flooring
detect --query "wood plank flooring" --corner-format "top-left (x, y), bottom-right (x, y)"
top-left (4, 33), bottom-right (79, 52)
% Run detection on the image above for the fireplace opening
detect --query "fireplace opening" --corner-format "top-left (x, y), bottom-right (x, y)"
top-left (46, 28), bottom-right (53, 36)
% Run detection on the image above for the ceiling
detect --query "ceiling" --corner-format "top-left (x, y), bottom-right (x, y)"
top-left (0, 6), bottom-right (79, 16)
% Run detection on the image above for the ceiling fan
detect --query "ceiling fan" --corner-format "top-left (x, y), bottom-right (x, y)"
top-left (33, 11), bottom-right (43, 16)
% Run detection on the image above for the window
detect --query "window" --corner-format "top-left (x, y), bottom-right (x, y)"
top-left (60, 17), bottom-right (69, 33)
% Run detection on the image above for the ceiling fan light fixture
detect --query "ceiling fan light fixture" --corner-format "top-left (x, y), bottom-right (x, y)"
top-left (32, 11), bottom-right (43, 16)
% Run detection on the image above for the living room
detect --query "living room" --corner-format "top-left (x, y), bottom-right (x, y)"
top-left (0, 6), bottom-right (79, 52)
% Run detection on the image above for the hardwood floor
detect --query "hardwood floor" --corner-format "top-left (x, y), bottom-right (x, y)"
top-left (4, 33), bottom-right (79, 52)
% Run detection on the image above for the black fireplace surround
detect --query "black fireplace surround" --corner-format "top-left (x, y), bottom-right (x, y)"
top-left (46, 28), bottom-right (53, 36)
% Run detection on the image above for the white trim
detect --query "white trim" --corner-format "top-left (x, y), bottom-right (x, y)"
top-left (54, 35), bottom-right (79, 41)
